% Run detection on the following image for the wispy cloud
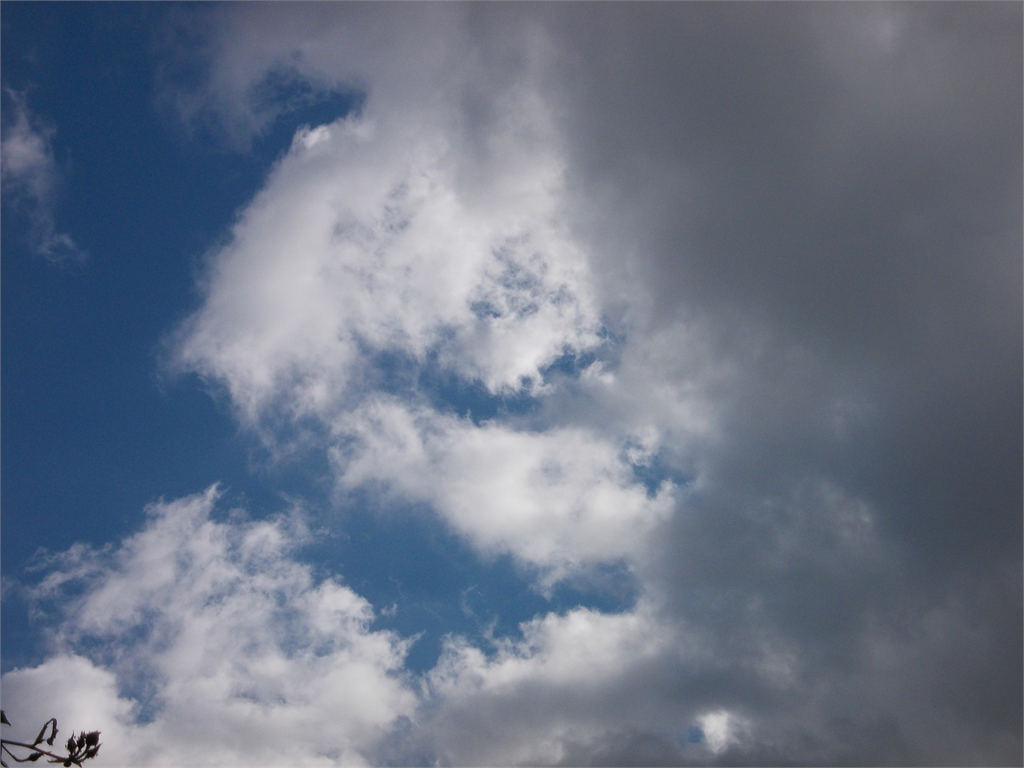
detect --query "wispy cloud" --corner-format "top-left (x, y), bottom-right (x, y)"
top-left (1, 89), bottom-right (85, 265)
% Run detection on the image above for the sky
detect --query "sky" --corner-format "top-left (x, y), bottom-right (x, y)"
top-left (0, 3), bottom-right (1020, 766)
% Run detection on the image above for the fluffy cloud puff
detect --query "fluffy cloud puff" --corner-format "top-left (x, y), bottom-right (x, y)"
top-left (167, 20), bottom-right (635, 587)
top-left (333, 397), bottom-right (675, 582)
top-left (2, 487), bottom-right (416, 766)
top-left (420, 605), bottom-right (683, 766)
top-left (173, 83), bottom-right (600, 428)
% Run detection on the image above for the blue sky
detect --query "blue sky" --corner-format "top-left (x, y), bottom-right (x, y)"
top-left (0, 1), bottom-right (632, 680)
top-left (1, 4), bottom-right (1021, 766)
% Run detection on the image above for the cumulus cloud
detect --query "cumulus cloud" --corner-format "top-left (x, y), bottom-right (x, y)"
top-left (9, 4), bottom-right (1016, 766)
top-left (173, 97), bottom-right (600, 428)
top-left (2, 511), bottom-right (753, 767)
top-left (0, 89), bottom-right (85, 264)
top-left (333, 397), bottom-right (675, 582)
top-left (419, 605), bottom-right (679, 766)
top-left (2, 487), bottom-right (416, 766)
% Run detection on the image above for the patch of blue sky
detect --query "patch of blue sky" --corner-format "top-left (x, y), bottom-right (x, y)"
top-left (308, 497), bottom-right (640, 673)
top-left (421, 360), bottom-right (541, 425)
top-left (681, 724), bottom-right (706, 746)
top-left (356, 342), bottom-right (602, 426)
top-left (247, 79), bottom-right (364, 169)
top-left (630, 449), bottom-right (693, 498)
top-left (1, 4), bottom-right (360, 537)
top-left (542, 345), bottom-right (604, 380)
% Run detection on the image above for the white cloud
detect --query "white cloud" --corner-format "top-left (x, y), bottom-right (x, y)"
top-left (173, 86), bottom-right (600, 428)
top-left (0, 90), bottom-right (85, 264)
top-left (0, 656), bottom-right (138, 764)
top-left (419, 604), bottom-right (680, 765)
top-left (5, 506), bottom-right (735, 767)
top-left (333, 398), bottom-right (676, 583)
top-left (1, 93), bottom-right (54, 201)
top-left (696, 709), bottom-right (748, 754)
top-left (167, 37), bottom-right (646, 588)
top-left (3, 487), bottom-right (416, 766)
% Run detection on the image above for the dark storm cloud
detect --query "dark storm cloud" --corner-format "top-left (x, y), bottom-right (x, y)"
top-left (516, 3), bottom-right (1022, 764)
top-left (543, 2), bottom-right (1021, 349)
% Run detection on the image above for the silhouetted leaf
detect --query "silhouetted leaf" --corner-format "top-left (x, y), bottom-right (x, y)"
top-left (32, 721), bottom-right (50, 748)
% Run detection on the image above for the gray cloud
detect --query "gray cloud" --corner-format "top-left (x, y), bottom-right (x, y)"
top-left (536, 4), bottom-right (1022, 763)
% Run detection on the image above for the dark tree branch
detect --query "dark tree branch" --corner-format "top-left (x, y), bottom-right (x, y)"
top-left (1, 712), bottom-right (100, 768)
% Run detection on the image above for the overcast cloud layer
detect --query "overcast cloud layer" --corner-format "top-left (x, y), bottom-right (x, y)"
top-left (3, 4), bottom-right (1021, 766)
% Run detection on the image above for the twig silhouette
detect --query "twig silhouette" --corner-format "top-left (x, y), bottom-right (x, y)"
top-left (1, 711), bottom-right (100, 767)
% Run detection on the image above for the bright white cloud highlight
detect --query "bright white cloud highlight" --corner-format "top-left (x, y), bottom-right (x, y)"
top-left (696, 709), bottom-right (745, 754)
top-left (334, 398), bottom-right (675, 581)
top-left (174, 99), bottom-right (600, 427)
top-left (3, 487), bottom-right (416, 766)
